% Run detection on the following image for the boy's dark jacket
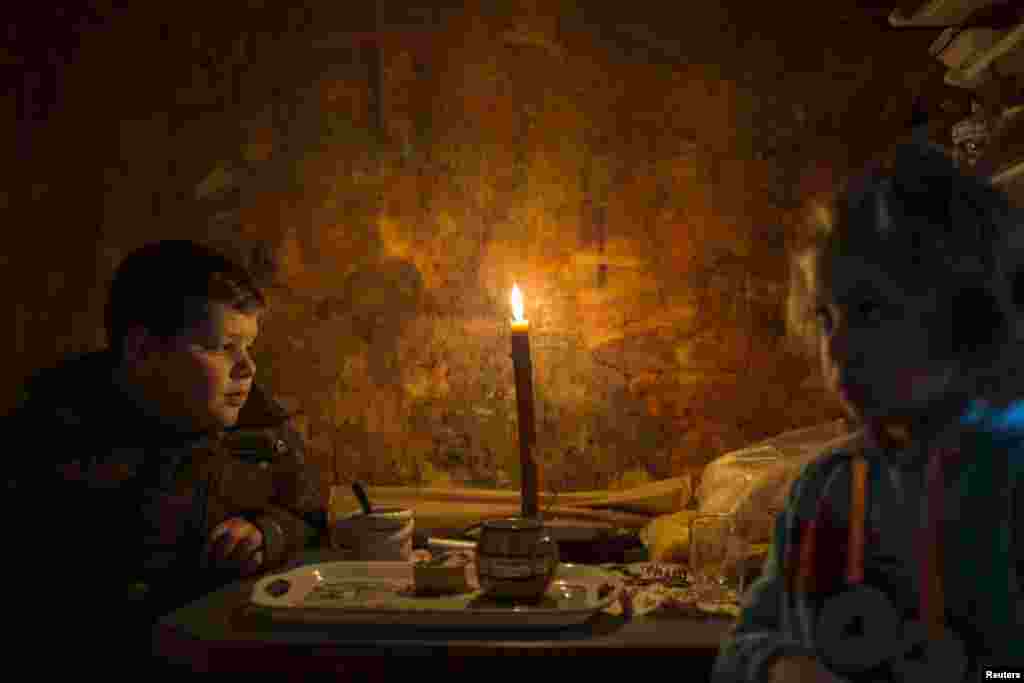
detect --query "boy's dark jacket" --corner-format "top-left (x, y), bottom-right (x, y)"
top-left (3, 350), bottom-right (327, 644)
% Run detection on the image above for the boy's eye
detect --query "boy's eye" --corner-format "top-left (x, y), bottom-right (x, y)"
top-left (206, 341), bottom-right (255, 353)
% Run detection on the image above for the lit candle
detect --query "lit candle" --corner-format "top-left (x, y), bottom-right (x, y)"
top-left (510, 283), bottom-right (539, 518)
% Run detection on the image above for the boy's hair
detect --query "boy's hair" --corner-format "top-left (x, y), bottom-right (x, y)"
top-left (105, 240), bottom-right (265, 359)
top-left (787, 141), bottom-right (1024, 406)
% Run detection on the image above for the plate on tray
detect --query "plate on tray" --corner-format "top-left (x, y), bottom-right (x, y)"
top-left (249, 561), bottom-right (623, 628)
top-left (598, 562), bottom-right (743, 619)
top-left (601, 561), bottom-right (691, 583)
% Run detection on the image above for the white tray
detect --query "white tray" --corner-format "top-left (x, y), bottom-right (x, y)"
top-left (250, 561), bottom-right (623, 629)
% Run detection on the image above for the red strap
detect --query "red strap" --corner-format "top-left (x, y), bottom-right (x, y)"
top-left (847, 456), bottom-right (868, 584)
top-left (920, 448), bottom-right (954, 643)
top-left (796, 518), bottom-right (818, 594)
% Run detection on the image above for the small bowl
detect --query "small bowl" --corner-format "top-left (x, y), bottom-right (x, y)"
top-left (413, 551), bottom-right (478, 595)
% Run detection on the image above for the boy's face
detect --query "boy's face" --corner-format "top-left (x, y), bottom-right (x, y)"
top-left (814, 251), bottom-right (958, 426)
top-left (127, 302), bottom-right (261, 432)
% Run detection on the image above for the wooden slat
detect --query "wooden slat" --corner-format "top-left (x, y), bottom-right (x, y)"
top-left (328, 491), bottom-right (656, 534)
top-left (336, 474), bottom-right (691, 516)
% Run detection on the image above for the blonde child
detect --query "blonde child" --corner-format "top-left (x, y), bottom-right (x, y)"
top-left (713, 142), bottom-right (1024, 682)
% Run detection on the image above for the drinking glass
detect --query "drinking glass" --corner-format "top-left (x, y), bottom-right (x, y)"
top-left (689, 513), bottom-right (747, 603)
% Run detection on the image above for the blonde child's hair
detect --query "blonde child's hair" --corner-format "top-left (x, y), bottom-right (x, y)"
top-left (786, 141), bottom-right (1024, 408)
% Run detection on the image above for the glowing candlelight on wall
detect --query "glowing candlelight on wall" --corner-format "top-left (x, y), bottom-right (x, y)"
top-left (510, 283), bottom-right (539, 518)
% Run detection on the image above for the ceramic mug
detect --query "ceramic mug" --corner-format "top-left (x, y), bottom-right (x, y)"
top-left (476, 517), bottom-right (559, 601)
top-left (330, 506), bottom-right (414, 561)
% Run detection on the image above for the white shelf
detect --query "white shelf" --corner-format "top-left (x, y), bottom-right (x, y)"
top-left (945, 21), bottom-right (1024, 88)
top-left (930, 27), bottom-right (1002, 68)
top-left (992, 159), bottom-right (1024, 184)
top-left (890, 0), bottom-right (1001, 27)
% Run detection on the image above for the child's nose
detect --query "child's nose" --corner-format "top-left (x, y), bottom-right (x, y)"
top-left (824, 326), bottom-right (848, 363)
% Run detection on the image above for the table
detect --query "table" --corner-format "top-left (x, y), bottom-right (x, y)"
top-left (153, 549), bottom-right (735, 673)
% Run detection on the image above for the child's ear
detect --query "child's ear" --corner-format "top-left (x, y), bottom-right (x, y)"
top-left (949, 286), bottom-right (1005, 354)
top-left (1013, 269), bottom-right (1024, 312)
top-left (1011, 269), bottom-right (1024, 343)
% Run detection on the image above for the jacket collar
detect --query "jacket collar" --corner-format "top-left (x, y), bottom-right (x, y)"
top-left (33, 349), bottom-right (289, 447)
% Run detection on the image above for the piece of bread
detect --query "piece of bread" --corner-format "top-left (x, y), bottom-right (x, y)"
top-left (641, 510), bottom-right (697, 563)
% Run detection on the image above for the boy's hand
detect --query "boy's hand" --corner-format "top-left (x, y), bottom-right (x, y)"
top-left (768, 655), bottom-right (846, 683)
top-left (204, 517), bottom-right (265, 576)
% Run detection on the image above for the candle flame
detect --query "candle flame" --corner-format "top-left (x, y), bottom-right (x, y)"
top-left (511, 283), bottom-right (525, 322)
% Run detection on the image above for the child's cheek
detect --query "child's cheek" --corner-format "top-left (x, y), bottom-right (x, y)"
top-left (894, 368), bottom-right (947, 403)
top-left (894, 369), bottom-right (918, 400)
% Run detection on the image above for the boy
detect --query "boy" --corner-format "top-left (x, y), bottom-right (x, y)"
top-left (5, 240), bottom-right (325, 667)
top-left (713, 143), bottom-right (1023, 682)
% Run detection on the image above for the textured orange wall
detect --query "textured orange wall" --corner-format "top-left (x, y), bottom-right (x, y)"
top-left (8, 1), bottom-right (945, 493)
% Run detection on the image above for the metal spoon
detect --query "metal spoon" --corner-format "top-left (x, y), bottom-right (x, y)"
top-left (352, 481), bottom-right (373, 515)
